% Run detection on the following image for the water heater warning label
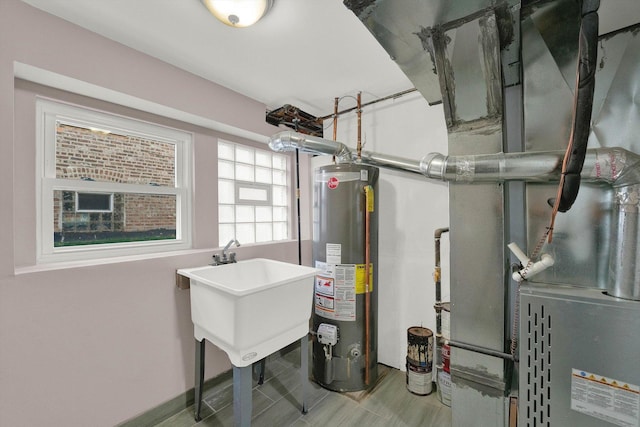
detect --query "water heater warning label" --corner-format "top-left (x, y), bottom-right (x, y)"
top-left (326, 243), bottom-right (341, 264)
top-left (355, 264), bottom-right (373, 294)
top-left (571, 369), bottom-right (640, 427)
top-left (314, 261), bottom-right (355, 321)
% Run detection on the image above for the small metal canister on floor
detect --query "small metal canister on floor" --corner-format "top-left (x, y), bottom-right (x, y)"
top-left (406, 326), bottom-right (434, 395)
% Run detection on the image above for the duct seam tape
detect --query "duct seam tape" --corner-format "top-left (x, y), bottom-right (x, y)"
top-left (455, 156), bottom-right (475, 182)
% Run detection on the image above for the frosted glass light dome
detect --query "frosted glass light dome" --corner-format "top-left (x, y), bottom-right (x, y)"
top-left (202, 0), bottom-right (273, 28)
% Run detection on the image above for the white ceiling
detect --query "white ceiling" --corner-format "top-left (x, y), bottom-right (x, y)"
top-left (18, 0), bottom-right (640, 120)
top-left (19, 0), bottom-right (414, 118)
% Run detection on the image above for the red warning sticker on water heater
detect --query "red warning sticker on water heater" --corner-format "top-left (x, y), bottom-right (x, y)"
top-left (327, 176), bottom-right (339, 189)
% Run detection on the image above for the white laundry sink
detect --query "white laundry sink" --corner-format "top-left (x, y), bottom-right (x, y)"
top-left (178, 258), bottom-right (317, 367)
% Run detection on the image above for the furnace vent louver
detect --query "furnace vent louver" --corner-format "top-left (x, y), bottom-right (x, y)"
top-left (523, 302), bottom-right (552, 426)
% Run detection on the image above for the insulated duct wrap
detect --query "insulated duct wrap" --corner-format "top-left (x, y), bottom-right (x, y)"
top-left (551, 0), bottom-right (600, 212)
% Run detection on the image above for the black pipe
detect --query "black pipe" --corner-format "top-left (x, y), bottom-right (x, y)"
top-left (448, 340), bottom-right (518, 362)
top-left (295, 148), bottom-right (302, 265)
top-left (551, 0), bottom-right (599, 212)
top-left (287, 117), bottom-right (303, 266)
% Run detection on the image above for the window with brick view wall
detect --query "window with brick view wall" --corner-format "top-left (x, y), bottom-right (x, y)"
top-left (53, 124), bottom-right (176, 234)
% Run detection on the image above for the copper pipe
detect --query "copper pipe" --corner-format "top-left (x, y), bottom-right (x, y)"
top-left (332, 97), bottom-right (338, 163)
top-left (357, 92), bottom-right (362, 159)
top-left (317, 88), bottom-right (417, 121)
top-left (364, 186), bottom-right (371, 385)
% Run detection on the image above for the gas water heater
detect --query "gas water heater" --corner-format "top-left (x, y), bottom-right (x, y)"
top-left (312, 163), bottom-right (379, 392)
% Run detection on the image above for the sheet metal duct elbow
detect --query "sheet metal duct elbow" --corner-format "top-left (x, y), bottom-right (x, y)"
top-left (268, 131), bottom-right (352, 162)
top-left (420, 153), bottom-right (448, 180)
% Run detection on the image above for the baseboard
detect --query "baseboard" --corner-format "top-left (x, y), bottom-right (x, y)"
top-left (117, 340), bottom-right (303, 426)
top-left (117, 369), bottom-right (233, 427)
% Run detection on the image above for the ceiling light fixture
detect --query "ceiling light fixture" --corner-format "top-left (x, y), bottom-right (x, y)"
top-left (201, 0), bottom-right (274, 28)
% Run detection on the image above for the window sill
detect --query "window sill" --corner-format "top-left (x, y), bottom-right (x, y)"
top-left (14, 248), bottom-right (214, 275)
top-left (14, 239), bottom-right (303, 275)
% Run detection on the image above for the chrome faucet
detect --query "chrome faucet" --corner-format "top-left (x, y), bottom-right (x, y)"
top-left (212, 239), bottom-right (241, 265)
top-left (222, 238), bottom-right (240, 261)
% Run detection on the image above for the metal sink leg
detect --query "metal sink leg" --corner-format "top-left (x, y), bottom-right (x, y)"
top-left (194, 339), bottom-right (205, 421)
top-left (232, 365), bottom-right (252, 427)
top-left (301, 335), bottom-right (309, 414)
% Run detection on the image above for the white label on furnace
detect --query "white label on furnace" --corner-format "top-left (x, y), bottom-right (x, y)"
top-left (326, 243), bottom-right (341, 264)
top-left (571, 369), bottom-right (640, 427)
top-left (360, 169), bottom-right (368, 181)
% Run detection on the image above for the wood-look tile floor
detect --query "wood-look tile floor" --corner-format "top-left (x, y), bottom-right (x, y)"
top-left (155, 346), bottom-right (451, 427)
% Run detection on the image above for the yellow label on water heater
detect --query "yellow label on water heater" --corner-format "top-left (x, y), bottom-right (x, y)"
top-left (355, 263), bottom-right (374, 294)
top-left (364, 185), bottom-right (374, 212)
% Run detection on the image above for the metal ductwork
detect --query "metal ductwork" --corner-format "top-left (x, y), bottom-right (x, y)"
top-left (269, 131), bottom-right (422, 174)
top-left (271, 130), bottom-right (640, 301)
top-left (271, 130), bottom-right (640, 186)
top-left (342, 0), bottom-right (521, 107)
top-left (268, 131), bottom-right (353, 163)
top-left (341, 3), bottom-right (520, 417)
top-left (273, 0), bottom-right (640, 425)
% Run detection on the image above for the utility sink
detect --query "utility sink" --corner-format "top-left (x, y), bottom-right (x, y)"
top-left (178, 258), bottom-right (317, 367)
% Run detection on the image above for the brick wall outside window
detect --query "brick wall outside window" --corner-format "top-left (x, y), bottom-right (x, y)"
top-left (53, 124), bottom-right (176, 234)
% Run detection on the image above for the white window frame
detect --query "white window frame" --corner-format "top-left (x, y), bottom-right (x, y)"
top-left (235, 182), bottom-right (271, 205)
top-left (36, 98), bottom-right (193, 263)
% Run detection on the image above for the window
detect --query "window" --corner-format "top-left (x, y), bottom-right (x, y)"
top-left (218, 140), bottom-right (290, 246)
top-left (37, 99), bottom-right (192, 262)
top-left (76, 192), bottom-right (113, 212)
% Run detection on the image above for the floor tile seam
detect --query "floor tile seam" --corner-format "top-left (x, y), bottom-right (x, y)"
top-left (194, 410), bottom-right (218, 426)
top-left (263, 381), bottom-right (303, 404)
top-left (254, 386), bottom-right (278, 409)
top-left (200, 377), bottom-right (289, 418)
top-left (296, 391), bottom-right (339, 425)
top-left (203, 395), bottom-right (233, 415)
top-left (242, 387), bottom-right (279, 420)
top-left (262, 359), bottom-right (291, 377)
top-left (197, 393), bottom-right (279, 427)
top-left (153, 410), bottom-right (186, 427)
top-left (201, 382), bottom-right (232, 402)
top-left (305, 388), bottom-right (331, 412)
top-left (422, 397), bottom-right (448, 410)
top-left (289, 415), bottom-right (311, 426)
top-left (252, 387), bottom-right (289, 422)
top-left (189, 413), bottom-right (206, 427)
top-left (271, 360), bottom-right (301, 374)
top-left (258, 371), bottom-right (295, 388)
top-left (202, 399), bottom-right (219, 415)
top-left (358, 402), bottom-right (394, 421)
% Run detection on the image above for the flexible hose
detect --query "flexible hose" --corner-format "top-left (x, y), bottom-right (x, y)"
top-left (547, 0), bottom-right (599, 242)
